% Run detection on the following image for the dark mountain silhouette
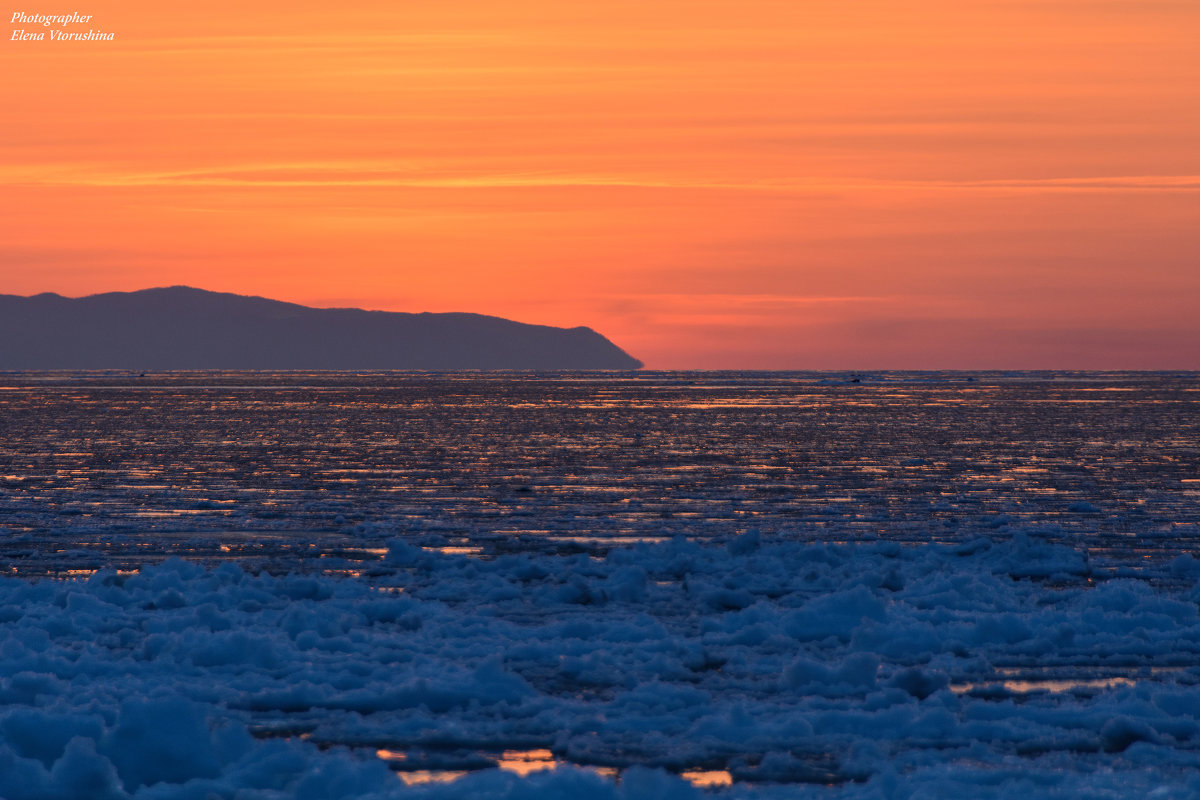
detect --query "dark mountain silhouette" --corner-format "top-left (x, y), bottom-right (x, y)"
top-left (0, 287), bottom-right (643, 370)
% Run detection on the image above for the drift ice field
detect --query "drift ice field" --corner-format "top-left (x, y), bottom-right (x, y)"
top-left (1, 371), bottom-right (1199, 798)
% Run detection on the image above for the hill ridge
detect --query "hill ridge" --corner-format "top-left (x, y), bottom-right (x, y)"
top-left (0, 287), bottom-right (642, 370)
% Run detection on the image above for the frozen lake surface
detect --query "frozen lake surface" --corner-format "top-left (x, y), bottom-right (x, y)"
top-left (1, 371), bottom-right (1199, 798)
top-left (3, 370), bottom-right (1199, 574)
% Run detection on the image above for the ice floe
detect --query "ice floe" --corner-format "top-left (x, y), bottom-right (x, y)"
top-left (2, 534), bottom-right (1200, 798)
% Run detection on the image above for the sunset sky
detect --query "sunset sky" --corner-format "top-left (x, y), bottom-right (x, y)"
top-left (3, 1), bottom-right (1198, 368)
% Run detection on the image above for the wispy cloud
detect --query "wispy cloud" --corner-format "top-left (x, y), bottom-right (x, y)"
top-left (4, 161), bottom-right (1198, 192)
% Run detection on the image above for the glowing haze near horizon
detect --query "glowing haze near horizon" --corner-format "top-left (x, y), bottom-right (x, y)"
top-left (2, 0), bottom-right (1198, 368)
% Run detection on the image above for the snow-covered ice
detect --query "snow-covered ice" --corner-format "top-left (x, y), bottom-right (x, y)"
top-left (4, 533), bottom-right (1200, 798)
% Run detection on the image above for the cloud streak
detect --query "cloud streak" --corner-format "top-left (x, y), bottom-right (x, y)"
top-left (4, 161), bottom-right (1199, 193)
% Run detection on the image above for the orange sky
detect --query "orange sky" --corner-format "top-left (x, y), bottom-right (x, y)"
top-left (3, 0), bottom-right (1198, 368)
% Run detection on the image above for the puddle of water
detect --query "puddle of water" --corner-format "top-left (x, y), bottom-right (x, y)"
top-left (323, 569), bottom-right (364, 578)
top-left (397, 770), bottom-right (470, 786)
top-left (559, 535), bottom-right (672, 546)
top-left (497, 748), bottom-right (557, 776)
top-left (1006, 677), bottom-right (1135, 693)
top-left (376, 747), bottom-right (709, 787)
top-left (681, 769), bottom-right (734, 787)
top-left (952, 665), bottom-right (1191, 695)
top-left (54, 568), bottom-right (139, 580)
top-left (427, 545), bottom-right (484, 556)
top-left (952, 676), bottom-right (1137, 694)
top-left (376, 748), bottom-right (466, 785)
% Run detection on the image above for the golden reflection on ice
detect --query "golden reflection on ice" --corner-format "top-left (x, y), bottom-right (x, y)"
top-left (54, 568), bottom-right (139, 581)
top-left (497, 748), bottom-right (557, 776)
top-left (375, 749), bottom-right (406, 761)
top-left (396, 770), bottom-right (469, 786)
top-left (5, 371), bottom-right (1199, 576)
top-left (951, 676), bottom-right (1137, 694)
top-left (681, 769), bottom-right (734, 787)
top-left (376, 749), bottom-right (469, 786)
top-left (374, 748), bottom-right (623, 785)
top-left (429, 545), bottom-right (484, 556)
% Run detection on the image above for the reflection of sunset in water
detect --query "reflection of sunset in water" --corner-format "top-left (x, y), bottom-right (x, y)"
top-left (681, 769), bottom-right (734, 788)
top-left (396, 770), bottom-right (469, 786)
top-left (5, 372), bottom-right (1198, 577)
top-left (374, 745), bottom-right (733, 788)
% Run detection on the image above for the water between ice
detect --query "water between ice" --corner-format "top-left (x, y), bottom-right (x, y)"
top-left (3, 371), bottom-right (1200, 797)
top-left (3, 370), bottom-right (1199, 576)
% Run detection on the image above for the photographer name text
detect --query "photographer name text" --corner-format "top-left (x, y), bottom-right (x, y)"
top-left (11, 11), bottom-right (115, 41)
